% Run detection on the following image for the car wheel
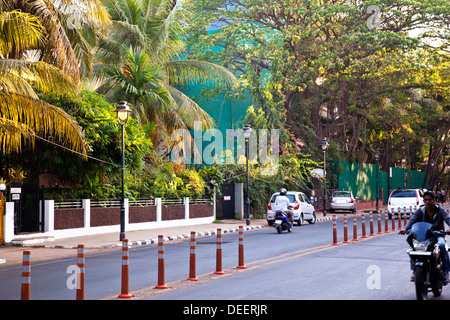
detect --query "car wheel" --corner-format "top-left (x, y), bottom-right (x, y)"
top-left (297, 214), bottom-right (303, 226)
top-left (308, 212), bottom-right (316, 224)
top-left (268, 220), bottom-right (274, 226)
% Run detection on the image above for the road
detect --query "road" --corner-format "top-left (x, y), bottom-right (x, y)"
top-left (0, 216), bottom-right (448, 300)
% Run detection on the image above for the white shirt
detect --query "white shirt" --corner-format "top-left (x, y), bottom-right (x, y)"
top-left (274, 195), bottom-right (291, 212)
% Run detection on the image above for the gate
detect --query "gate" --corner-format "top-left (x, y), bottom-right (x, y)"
top-left (9, 184), bottom-right (42, 234)
top-left (221, 183), bottom-right (235, 219)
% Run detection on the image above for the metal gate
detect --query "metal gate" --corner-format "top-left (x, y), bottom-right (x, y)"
top-left (221, 183), bottom-right (235, 219)
top-left (9, 184), bottom-right (42, 234)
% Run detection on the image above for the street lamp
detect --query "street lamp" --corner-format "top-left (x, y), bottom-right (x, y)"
top-left (401, 156), bottom-right (407, 189)
top-left (243, 125), bottom-right (252, 226)
top-left (320, 138), bottom-right (328, 216)
top-left (115, 101), bottom-right (131, 241)
top-left (374, 150), bottom-right (380, 212)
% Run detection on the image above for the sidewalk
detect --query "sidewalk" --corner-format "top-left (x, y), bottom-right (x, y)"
top-left (0, 208), bottom-right (382, 266)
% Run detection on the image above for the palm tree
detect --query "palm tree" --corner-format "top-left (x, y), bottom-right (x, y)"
top-left (96, 0), bottom-right (238, 155)
top-left (0, 8), bottom-right (86, 156)
top-left (1, 0), bottom-right (111, 81)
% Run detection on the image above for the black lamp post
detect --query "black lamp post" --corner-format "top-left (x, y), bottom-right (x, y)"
top-left (115, 101), bottom-right (131, 241)
top-left (243, 125), bottom-right (252, 226)
top-left (402, 156), bottom-right (407, 189)
top-left (374, 150), bottom-right (380, 212)
top-left (320, 138), bottom-right (328, 216)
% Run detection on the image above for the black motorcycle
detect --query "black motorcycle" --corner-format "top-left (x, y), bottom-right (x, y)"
top-left (405, 222), bottom-right (448, 300)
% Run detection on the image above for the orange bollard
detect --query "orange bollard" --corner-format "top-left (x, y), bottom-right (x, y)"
top-left (403, 208), bottom-right (407, 227)
top-left (377, 211), bottom-right (383, 234)
top-left (236, 226), bottom-right (247, 269)
top-left (384, 210), bottom-right (390, 233)
top-left (369, 212), bottom-right (375, 236)
top-left (397, 207), bottom-right (402, 230)
top-left (352, 214), bottom-right (359, 241)
top-left (155, 235), bottom-right (168, 289)
top-left (332, 215), bottom-right (339, 246)
top-left (391, 211), bottom-right (397, 231)
top-left (214, 228), bottom-right (225, 275)
top-left (343, 214), bottom-right (349, 244)
top-left (21, 251), bottom-right (31, 300)
top-left (118, 239), bottom-right (133, 298)
top-left (188, 232), bottom-right (198, 281)
top-left (76, 245), bottom-right (85, 300)
top-left (361, 212), bottom-right (367, 238)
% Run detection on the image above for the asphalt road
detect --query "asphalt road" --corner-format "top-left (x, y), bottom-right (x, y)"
top-left (0, 216), bottom-right (448, 300)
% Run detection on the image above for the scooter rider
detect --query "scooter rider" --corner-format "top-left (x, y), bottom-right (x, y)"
top-left (274, 188), bottom-right (293, 224)
top-left (399, 191), bottom-right (450, 281)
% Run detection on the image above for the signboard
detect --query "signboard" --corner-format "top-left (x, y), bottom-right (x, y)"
top-left (10, 187), bottom-right (21, 194)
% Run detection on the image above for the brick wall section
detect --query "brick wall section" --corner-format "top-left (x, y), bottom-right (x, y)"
top-left (129, 205), bottom-right (156, 223)
top-left (90, 207), bottom-right (120, 227)
top-left (162, 204), bottom-right (185, 221)
top-left (54, 209), bottom-right (84, 230)
top-left (190, 204), bottom-right (213, 218)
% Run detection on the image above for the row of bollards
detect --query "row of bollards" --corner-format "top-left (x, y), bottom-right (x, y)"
top-left (20, 226), bottom-right (248, 300)
top-left (331, 207), bottom-right (420, 246)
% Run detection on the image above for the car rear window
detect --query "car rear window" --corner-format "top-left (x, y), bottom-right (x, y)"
top-left (271, 194), bottom-right (296, 202)
top-left (333, 192), bottom-right (351, 197)
top-left (391, 190), bottom-right (416, 198)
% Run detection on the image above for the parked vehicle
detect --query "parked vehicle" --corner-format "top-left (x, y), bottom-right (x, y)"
top-left (403, 222), bottom-right (448, 300)
top-left (329, 191), bottom-right (358, 213)
top-left (267, 191), bottom-right (316, 226)
top-left (274, 209), bottom-right (293, 234)
top-left (388, 189), bottom-right (425, 219)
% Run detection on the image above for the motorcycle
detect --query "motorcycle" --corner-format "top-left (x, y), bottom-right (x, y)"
top-left (274, 209), bottom-right (293, 234)
top-left (404, 222), bottom-right (449, 300)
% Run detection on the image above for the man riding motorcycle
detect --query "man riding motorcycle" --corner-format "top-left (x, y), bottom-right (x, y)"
top-left (399, 191), bottom-right (450, 281)
top-left (274, 188), bottom-right (293, 225)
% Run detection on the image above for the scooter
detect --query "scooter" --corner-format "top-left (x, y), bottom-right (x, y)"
top-left (403, 222), bottom-right (449, 300)
top-left (274, 209), bottom-right (293, 234)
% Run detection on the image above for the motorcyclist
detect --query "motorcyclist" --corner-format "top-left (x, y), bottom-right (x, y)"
top-left (399, 191), bottom-right (450, 281)
top-left (274, 188), bottom-right (293, 225)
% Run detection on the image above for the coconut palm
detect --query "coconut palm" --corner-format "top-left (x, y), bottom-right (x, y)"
top-left (96, 0), bottom-right (238, 155)
top-left (1, 0), bottom-right (111, 81)
top-left (0, 9), bottom-right (86, 156)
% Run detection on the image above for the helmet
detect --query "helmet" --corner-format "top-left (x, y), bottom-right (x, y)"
top-left (280, 188), bottom-right (287, 195)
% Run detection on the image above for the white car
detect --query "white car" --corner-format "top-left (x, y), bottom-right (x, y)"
top-left (267, 191), bottom-right (316, 226)
top-left (388, 189), bottom-right (425, 219)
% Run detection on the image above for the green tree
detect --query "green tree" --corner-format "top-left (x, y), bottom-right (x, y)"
top-left (95, 0), bottom-right (238, 155)
top-left (185, 0), bottom-right (450, 168)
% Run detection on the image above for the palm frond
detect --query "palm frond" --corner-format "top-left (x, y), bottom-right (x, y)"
top-left (166, 84), bottom-right (215, 130)
top-left (0, 10), bottom-right (46, 57)
top-left (0, 90), bottom-right (87, 157)
top-left (0, 117), bottom-right (35, 154)
top-left (163, 60), bottom-right (238, 88)
top-left (0, 59), bottom-right (78, 97)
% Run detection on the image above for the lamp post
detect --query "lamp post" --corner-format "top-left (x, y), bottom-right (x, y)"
top-left (374, 150), bottom-right (380, 212)
top-left (320, 138), bottom-right (329, 216)
top-left (401, 156), bottom-right (407, 189)
top-left (115, 101), bottom-right (131, 241)
top-left (243, 125), bottom-right (252, 226)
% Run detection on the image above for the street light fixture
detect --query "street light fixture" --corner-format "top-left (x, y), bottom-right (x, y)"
top-left (374, 150), bottom-right (380, 212)
top-left (243, 125), bottom-right (252, 226)
top-left (319, 138), bottom-right (328, 216)
top-left (115, 101), bottom-right (131, 241)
